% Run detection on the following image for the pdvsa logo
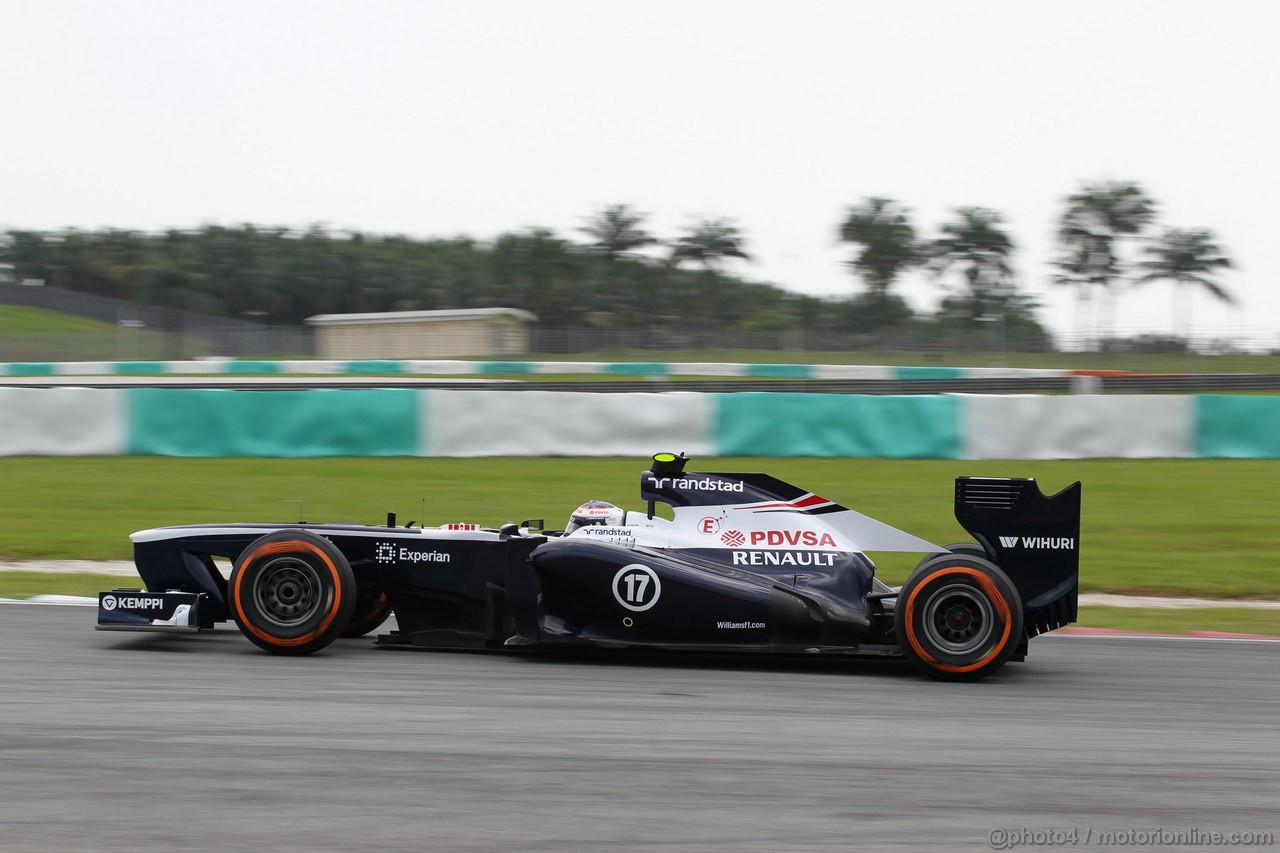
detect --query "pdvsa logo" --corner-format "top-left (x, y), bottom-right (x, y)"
top-left (720, 530), bottom-right (746, 547)
top-left (749, 530), bottom-right (838, 547)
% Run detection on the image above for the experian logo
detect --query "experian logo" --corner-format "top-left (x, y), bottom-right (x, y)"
top-left (398, 547), bottom-right (451, 564)
top-left (375, 542), bottom-right (451, 564)
top-left (999, 536), bottom-right (1075, 550)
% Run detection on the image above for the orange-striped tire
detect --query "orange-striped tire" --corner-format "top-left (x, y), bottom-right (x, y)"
top-left (895, 554), bottom-right (1023, 682)
top-left (229, 530), bottom-right (356, 656)
top-left (942, 541), bottom-right (990, 561)
top-left (341, 588), bottom-right (392, 638)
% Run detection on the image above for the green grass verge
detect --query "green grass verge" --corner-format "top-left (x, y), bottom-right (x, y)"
top-left (0, 305), bottom-right (121, 334)
top-left (0, 305), bottom-right (190, 360)
top-left (0, 572), bottom-right (126, 599)
top-left (2, 457), bottom-right (1279, 598)
top-left (1074, 606), bottom-right (1280, 636)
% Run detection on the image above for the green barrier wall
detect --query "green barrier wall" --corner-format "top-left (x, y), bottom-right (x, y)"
top-left (745, 364), bottom-right (814, 379)
top-left (894, 366), bottom-right (963, 380)
top-left (6, 363), bottom-right (56, 376)
top-left (8, 387), bottom-right (1279, 459)
top-left (113, 361), bottom-right (167, 375)
top-left (1196, 395), bottom-right (1280, 458)
top-left (343, 360), bottom-right (405, 374)
top-left (715, 393), bottom-right (960, 458)
top-left (127, 389), bottom-right (420, 457)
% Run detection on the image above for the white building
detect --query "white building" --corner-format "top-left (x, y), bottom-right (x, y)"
top-left (306, 307), bottom-right (537, 359)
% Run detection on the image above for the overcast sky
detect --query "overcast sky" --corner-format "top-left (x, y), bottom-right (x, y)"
top-left (3, 0), bottom-right (1276, 348)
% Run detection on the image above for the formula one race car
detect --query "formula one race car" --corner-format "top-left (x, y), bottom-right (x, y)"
top-left (97, 453), bottom-right (1081, 681)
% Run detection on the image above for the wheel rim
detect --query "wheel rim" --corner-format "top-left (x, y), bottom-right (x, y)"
top-left (921, 582), bottom-right (995, 655)
top-left (252, 557), bottom-right (323, 627)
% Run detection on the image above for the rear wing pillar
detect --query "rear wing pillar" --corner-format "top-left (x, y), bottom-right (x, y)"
top-left (954, 477), bottom-right (1081, 636)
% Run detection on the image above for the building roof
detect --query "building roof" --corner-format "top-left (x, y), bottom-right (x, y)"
top-left (305, 307), bottom-right (537, 326)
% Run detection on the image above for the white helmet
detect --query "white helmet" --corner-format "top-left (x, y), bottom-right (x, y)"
top-left (565, 500), bottom-right (625, 534)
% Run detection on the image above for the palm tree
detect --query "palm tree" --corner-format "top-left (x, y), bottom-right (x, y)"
top-left (837, 198), bottom-right (919, 326)
top-left (1135, 228), bottom-right (1234, 344)
top-left (576, 204), bottom-right (658, 261)
top-left (1050, 242), bottom-right (1104, 351)
top-left (669, 217), bottom-right (751, 271)
top-left (667, 218), bottom-right (750, 331)
top-left (1054, 180), bottom-right (1157, 347)
top-left (925, 207), bottom-right (1015, 323)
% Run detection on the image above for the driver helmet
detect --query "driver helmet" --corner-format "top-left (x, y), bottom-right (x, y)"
top-left (565, 500), bottom-right (625, 534)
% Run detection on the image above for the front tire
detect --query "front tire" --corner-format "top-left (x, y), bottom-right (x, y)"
top-left (342, 586), bottom-right (392, 638)
top-left (895, 554), bottom-right (1023, 682)
top-left (229, 530), bottom-right (356, 655)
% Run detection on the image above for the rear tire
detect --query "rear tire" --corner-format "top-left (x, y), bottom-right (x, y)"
top-left (942, 541), bottom-right (990, 561)
top-left (895, 554), bottom-right (1023, 682)
top-left (229, 530), bottom-right (356, 655)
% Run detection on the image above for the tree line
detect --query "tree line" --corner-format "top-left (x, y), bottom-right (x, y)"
top-left (0, 216), bottom-right (845, 334)
top-left (837, 179), bottom-right (1234, 344)
top-left (0, 180), bottom-right (1233, 347)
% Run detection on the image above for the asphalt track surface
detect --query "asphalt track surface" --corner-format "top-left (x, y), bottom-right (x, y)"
top-left (2, 606), bottom-right (1276, 853)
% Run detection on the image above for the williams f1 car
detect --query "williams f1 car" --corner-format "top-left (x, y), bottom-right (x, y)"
top-left (97, 453), bottom-right (1081, 681)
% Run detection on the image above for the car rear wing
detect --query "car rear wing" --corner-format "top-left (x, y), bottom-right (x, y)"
top-left (954, 477), bottom-right (1081, 636)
